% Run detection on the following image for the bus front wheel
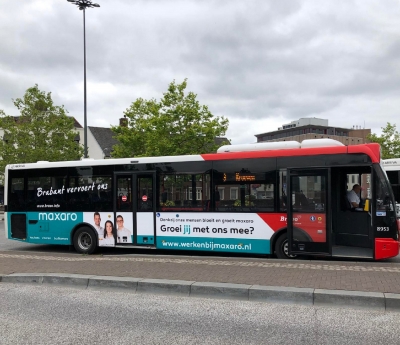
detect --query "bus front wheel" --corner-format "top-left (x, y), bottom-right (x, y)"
top-left (73, 227), bottom-right (97, 254)
top-left (275, 234), bottom-right (297, 259)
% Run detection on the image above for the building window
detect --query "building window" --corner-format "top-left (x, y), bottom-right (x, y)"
top-left (217, 188), bottom-right (224, 201)
top-left (230, 187), bottom-right (238, 200)
top-left (188, 187), bottom-right (202, 201)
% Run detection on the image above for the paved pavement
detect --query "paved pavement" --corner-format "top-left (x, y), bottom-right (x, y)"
top-left (2, 248), bottom-right (400, 310)
top-left (1, 251), bottom-right (400, 292)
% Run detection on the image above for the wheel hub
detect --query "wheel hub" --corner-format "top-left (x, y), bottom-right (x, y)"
top-left (78, 232), bottom-right (92, 250)
top-left (283, 240), bottom-right (297, 259)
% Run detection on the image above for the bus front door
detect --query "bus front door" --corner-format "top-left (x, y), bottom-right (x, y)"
top-left (115, 172), bottom-right (156, 246)
top-left (287, 168), bottom-right (330, 256)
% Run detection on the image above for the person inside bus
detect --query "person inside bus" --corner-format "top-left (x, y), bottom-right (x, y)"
top-left (294, 191), bottom-right (309, 209)
top-left (93, 212), bottom-right (104, 239)
top-left (116, 215), bottom-right (132, 243)
top-left (139, 191), bottom-right (153, 211)
top-left (280, 196), bottom-right (286, 210)
top-left (347, 184), bottom-right (362, 209)
top-left (102, 220), bottom-right (116, 246)
top-left (214, 186), bottom-right (220, 210)
top-left (299, 190), bottom-right (309, 208)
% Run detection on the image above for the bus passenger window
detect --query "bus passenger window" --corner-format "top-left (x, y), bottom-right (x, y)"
top-left (69, 175), bottom-right (112, 211)
top-left (9, 177), bottom-right (24, 210)
top-left (158, 173), bottom-right (209, 212)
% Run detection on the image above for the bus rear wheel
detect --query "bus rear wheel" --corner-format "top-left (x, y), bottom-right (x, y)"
top-left (73, 227), bottom-right (97, 254)
top-left (275, 234), bottom-right (297, 259)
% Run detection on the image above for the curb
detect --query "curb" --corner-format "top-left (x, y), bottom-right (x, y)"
top-left (1, 273), bottom-right (399, 311)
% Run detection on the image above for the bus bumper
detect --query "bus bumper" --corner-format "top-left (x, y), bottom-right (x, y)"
top-left (375, 238), bottom-right (400, 260)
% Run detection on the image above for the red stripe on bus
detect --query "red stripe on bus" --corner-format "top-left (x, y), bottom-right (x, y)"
top-left (375, 238), bottom-right (399, 260)
top-left (201, 144), bottom-right (380, 162)
top-left (347, 143), bottom-right (380, 163)
top-left (257, 213), bottom-right (326, 243)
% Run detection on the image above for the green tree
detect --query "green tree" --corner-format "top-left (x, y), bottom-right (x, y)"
top-left (111, 79), bottom-right (229, 157)
top-left (367, 122), bottom-right (400, 159)
top-left (0, 85), bottom-right (84, 176)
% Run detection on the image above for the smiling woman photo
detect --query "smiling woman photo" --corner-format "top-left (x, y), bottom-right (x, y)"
top-left (102, 220), bottom-right (116, 246)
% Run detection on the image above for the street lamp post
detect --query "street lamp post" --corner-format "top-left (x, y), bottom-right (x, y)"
top-left (67, 0), bottom-right (100, 159)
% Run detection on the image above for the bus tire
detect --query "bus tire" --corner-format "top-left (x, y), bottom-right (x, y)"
top-left (275, 234), bottom-right (297, 259)
top-left (73, 227), bottom-right (97, 254)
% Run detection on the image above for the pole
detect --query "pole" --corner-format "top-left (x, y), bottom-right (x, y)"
top-left (83, 8), bottom-right (88, 158)
top-left (67, 0), bottom-right (100, 159)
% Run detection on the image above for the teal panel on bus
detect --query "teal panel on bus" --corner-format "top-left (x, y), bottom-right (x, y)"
top-left (9, 212), bottom-right (83, 245)
top-left (156, 236), bottom-right (270, 254)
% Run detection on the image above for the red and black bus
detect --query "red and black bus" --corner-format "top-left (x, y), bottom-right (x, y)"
top-left (5, 138), bottom-right (399, 260)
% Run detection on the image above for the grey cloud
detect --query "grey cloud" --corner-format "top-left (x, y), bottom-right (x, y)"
top-left (1, 0), bottom-right (400, 144)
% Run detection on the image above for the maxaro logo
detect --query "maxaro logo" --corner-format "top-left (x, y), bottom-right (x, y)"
top-left (39, 213), bottom-right (78, 221)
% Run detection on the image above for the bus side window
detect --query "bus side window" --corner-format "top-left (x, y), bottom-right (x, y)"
top-left (9, 193), bottom-right (19, 209)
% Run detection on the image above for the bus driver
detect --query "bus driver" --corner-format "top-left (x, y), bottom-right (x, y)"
top-left (347, 184), bottom-right (361, 208)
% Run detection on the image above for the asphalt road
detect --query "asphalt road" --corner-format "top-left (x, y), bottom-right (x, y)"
top-left (0, 283), bottom-right (400, 345)
top-left (1, 221), bottom-right (399, 264)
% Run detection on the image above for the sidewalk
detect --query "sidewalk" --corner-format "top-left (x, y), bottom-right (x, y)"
top-left (1, 251), bottom-right (400, 292)
top-left (1, 250), bottom-right (400, 310)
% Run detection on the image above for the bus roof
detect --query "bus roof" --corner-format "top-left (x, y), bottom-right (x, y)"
top-left (5, 140), bottom-right (381, 170)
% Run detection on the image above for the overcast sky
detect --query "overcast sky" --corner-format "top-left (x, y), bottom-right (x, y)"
top-left (1, 0), bottom-right (400, 144)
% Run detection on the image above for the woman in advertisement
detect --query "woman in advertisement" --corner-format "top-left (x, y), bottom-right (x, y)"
top-left (101, 220), bottom-right (116, 246)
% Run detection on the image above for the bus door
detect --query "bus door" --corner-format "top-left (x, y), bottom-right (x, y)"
top-left (287, 168), bottom-right (330, 256)
top-left (115, 172), bottom-right (156, 246)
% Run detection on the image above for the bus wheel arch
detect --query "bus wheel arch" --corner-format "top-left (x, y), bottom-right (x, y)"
top-left (273, 231), bottom-right (298, 260)
top-left (72, 226), bottom-right (98, 254)
top-left (270, 228), bottom-right (286, 256)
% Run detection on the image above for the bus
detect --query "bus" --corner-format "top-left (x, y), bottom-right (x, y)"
top-left (4, 138), bottom-right (399, 260)
top-left (382, 158), bottom-right (400, 217)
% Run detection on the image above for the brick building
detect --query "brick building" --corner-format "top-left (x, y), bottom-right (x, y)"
top-left (255, 118), bottom-right (370, 146)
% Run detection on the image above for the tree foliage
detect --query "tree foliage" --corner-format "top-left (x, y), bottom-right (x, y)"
top-left (367, 122), bottom-right (400, 159)
top-left (111, 79), bottom-right (229, 157)
top-left (0, 85), bottom-right (83, 176)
